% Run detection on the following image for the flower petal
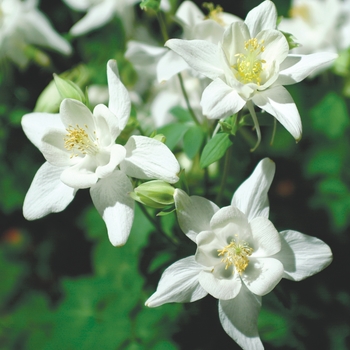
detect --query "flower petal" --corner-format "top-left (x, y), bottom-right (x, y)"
top-left (242, 257), bottom-right (284, 296)
top-left (93, 103), bottom-right (120, 143)
top-left (120, 135), bottom-right (180, 183)
top-left (157, 50), bottom-right (189, 83)
top-left (90, 170), bottom-right (135, 246)
top-left (60, 99), bottom-right (95, 130)
top-left (22, 112), bottom-right (63, 149)
top-left (219, 286), bottom-right (263, 350)
top-left (107, 60), bottom-right (131, 131)
top-left (165, 39), bottom-right (223, 80)
top-left (252, 85), bottom-right (302, 141)
top-left (231, 158), bottom-right (275, 222)
top-left (23, 162), bottom-right (76, 220)
top-left (276, 53), bottom-right (338, 86)
top-left (271, 230), bottom-right (333, 281)
top-left (250, 217), bottom-right (281, 257)
top-left (195, 230), bottom-right (223, 267)
top-left (174, 189), bottom-right (219, 242)
top-left (198, 268), bottom-right (242, 300)
top-left (201, 78), bottom-right (246, 119)
top-left (245, 0), bottom-right (277, 37)
top-left (145, 256), bottom-right (208, 307)
top-left (95, 144), bottom-right (126, 179)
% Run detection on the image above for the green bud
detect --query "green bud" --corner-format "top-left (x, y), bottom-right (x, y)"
top-left (34, 79), bottom-right (62, 113)
top-left (280, 30), bottom-right (300, 50)
top-left (130, 180), bottom-right (175, 208)
top-left (54, 74), bottom-right (86, 103)
top-left (152, 133), bottom-right (166, 143)
top-left (140, 0), bottom-right (161, 12)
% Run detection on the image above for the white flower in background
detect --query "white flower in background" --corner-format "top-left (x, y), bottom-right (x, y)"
top-left (146, 158), bottom-right (332, 350)
top-left (166, 0), bottom-right (337, 147)
top-left (0, 0), bottom-right (71, 67)
top-left (21, 60), bottom-right (180, 246)
top-left (278, 0), bottom-right (343, 55)
top-left (63, 0), bottom-right (170, 37)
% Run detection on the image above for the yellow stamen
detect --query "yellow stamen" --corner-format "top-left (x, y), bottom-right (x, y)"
top-left (64, 124), bottom-right (99, 158)
top-left (289, 4), bottom-right (310, 21)
top-left (203, 2), bottom-right (225, 26)
top-left (217, 239), bottom-right (253, 274)
top-left (233, 38), bottom-right (266, 85)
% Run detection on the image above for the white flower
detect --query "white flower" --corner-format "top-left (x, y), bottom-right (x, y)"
top-left (22, 59), bottom-right (180, 246)
top-left (165, 0), bottom-right (337, 146)
top-left (146, 158), bottom-right (332, 350)
top-left (0, 0), bottom-right (71, 67)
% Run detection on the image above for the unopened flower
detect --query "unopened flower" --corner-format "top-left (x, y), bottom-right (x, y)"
top-left (22, 60), bottom-right (180, 246)
top-left (146, 158), bottom-right (332, 349)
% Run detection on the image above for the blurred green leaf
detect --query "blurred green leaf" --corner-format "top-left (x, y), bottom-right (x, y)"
top-left (157, 123), bottom-right (190, 150)
top-left (183, 126), bottom-right (205, 159)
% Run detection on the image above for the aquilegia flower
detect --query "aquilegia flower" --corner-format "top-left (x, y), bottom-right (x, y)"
top-left (146, 158), bottom-right (332, 349)
top-left (165, 0), bottom-right (337, 148)
top-left (22, 59), bottom-right (180, 246)
top-left (0, 0), bottom-right (71, 67)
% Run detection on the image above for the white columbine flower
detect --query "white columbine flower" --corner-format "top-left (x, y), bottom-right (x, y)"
top-left (165, 0), bottom-right (337, 147)
top-left (146, 158), bottom-right (332, 350)
top-left (22, 59), bottom-right (180, 246)
top-left (0, 0), bottom-right (71, 67)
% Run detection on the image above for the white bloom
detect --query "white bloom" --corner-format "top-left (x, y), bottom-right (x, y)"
top-left (146, 158), bottom-right (332, 349)
top-left (165, 0), bottom-right (337, 146)
top-left (0, 0), bottom-right (71, 67)
top-left (22, 60), bottom-right (180, 246)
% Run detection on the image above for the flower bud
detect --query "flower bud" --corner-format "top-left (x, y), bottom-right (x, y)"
top-left (130, 180), bottom-right (175, 208)
top-left (54, 74), bottom-right (87, 103)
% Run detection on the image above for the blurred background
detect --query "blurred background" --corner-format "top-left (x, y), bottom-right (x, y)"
top-left (1, 0), bottom-right (350, 349)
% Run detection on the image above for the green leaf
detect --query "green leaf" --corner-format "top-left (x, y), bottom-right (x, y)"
top-left (157, 123), bottom-right (190, 150)
top-left (200, 133), bottom-right (233, 168)
top-left (183, 126), bottom-right (205, 159)
top-left (169, 106), bottom-right (192, 123)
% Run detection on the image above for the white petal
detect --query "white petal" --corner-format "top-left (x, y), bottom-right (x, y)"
top-left (277, 53), bottom-right (338, 86)
top-left (93, 103), bottom-right (120, 143)
top-left (90, 170), bottom-right (135, 246)
top-left (252, 86), bottom-right (302, 141)
top-left (69, 1), bottom-right (115, 36)
top-left (198, 268), bottom-right (242, 300)
top-left (174, 189), bottom-right (219, 242)
top-left (272, 230), bottom-right (333, 281)
top-left (157, 50), bottom-right (189, 83)
top-left (245, 0), bottom-right (277, 37)
top-left (195, 230), bottom-right (223, 267)
top-left (175, 1), bottom-right (204, 27)
top-left (201, 78), bottom-right (246, 119)
top-left (95, 144), bottom-right (126, 178)
top-left (231, 158), bottom-right (275, 221)
top-left (63, 0), bottom-right (91, 11)
top-left (120, 135), bottom-right (180, 183)
top-left (21, 112), bottom-right (63, 149)
top-left (242, 257), bottom-right (284, 296)
top-left (165, 39), bottom-right (223, 80)
top-left (23, 162), bottom-right (76, 220)
top-left (219, 286), bottom-right (263, 350)
top-left (145, 256), bottom-right (208, 307)
top-left (60, 99), bottom-right (95, 130)
top-left (107, 60), bottom-right (131, 131)
top-left (250, 217), bottom-right (281, 257)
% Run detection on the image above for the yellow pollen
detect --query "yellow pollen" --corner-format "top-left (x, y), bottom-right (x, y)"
top-left (217, 239), bottom-right (253, 274)
top-left (233, 38), bottom-right (266, 85)
top-left (64, 124), bottom-right (99, 158)
top-left (289, 4), bottom-right (310, 21)
top-left (203, 2), bottom-right (225, 26)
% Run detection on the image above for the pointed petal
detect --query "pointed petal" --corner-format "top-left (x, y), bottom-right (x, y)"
top-left (245, 0), bottom-right (277, 37)
top-left (277, 53), bottom-right (338, 86)
top-left (198, 268), bottom-right (242, 300)
top-left (60, 99), bottom-right (95, 129)
top-left (252, 86), bottom-right (302, 141)
top-left (21, 112), bottom-right (63, 149)
top-left (107, 60), bottom-right (131, 131)
top-left (242, 257), bottom-right (284, 296)
top-left (120, 135), bottom-right (180, 183)
top-left (90, 170), bottom-right (135, 246)
top-left (95, 144), bottom-right (126, 178)
top-left (145, 256), bottom-right (208, 307)
top-left (272, 230), bottom-right (333, 281)
top-left (69, 1), bottom-right (115, 36)
top-left (219, 286), bottom-right (263, 350)
top-left (23, 162), bottom-right (76, 220)
top-left (174, 189), bottom-right (219, 242)
top-left (250, 217), bottom-right (281, 256)
top-left (232, 158), bottom-right (275, 221)
top-left (157, 50), bottom-right (189, 83)
top-left (165, 39), bottom-right (223, 80)
top-left (201, 78), bottom-right (246, 119)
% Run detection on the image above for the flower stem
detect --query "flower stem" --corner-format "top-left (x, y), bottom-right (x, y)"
top-left (215, 143), bottom-right (232, 206)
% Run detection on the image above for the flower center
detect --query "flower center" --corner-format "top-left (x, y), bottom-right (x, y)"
top-left (234, 38), bottom-right (266, 85)
top-left (203, 2), bottom-right (225, 26)
top-left (64, 124), bottom-right (99, 158)
top-left (217, 239), bottom-right (253, 274)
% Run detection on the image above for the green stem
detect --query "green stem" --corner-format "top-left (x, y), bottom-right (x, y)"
top-left (157, 12), bottom-right (169, 42)
top-left (270, 118), bottom-right (277, 146)
top-left (215, 144), bottom-right (232, 206)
